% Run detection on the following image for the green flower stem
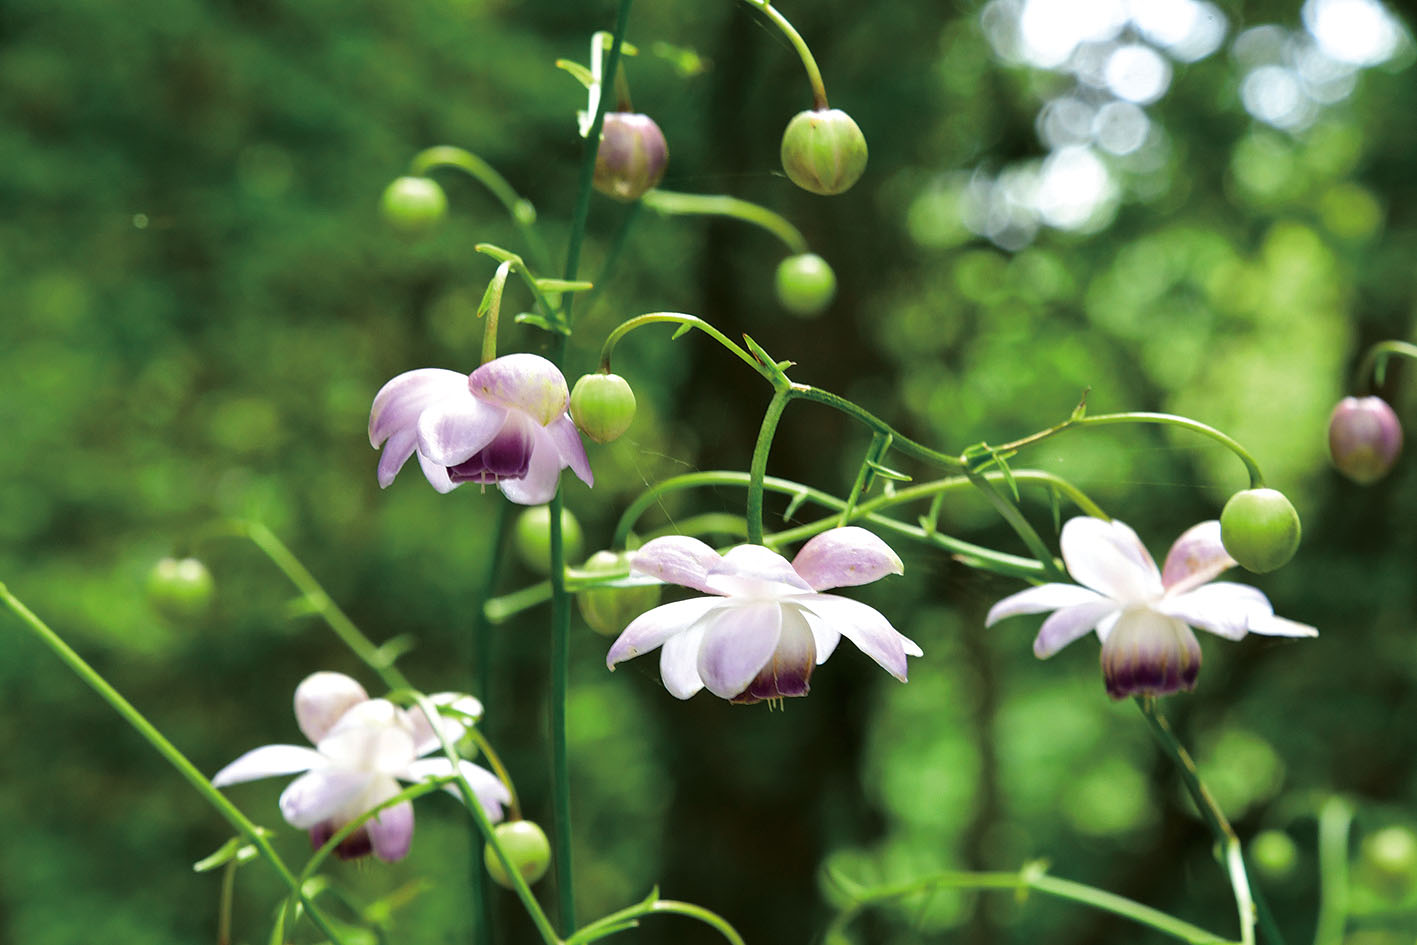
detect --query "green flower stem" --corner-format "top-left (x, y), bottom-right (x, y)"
top-left (566, 893), bottom-right (746, 945)
top-left (747, 389), bottom-right (793, 544)
top-left (1313, 797), bottom-right (1354, 945)
top-left (581, 201), bottom-right (642, 316)
top-left (218, 856), bottom-right (237, 945)
top-left (408, 145), bottom-right (552, 272)
top-left (738, 0), bottom-right (829, 109)
top-left (839, 433), bottom-right (890, 526)
top-left (474, 243), bottom-right (576, 331)
top-left (824, 864), bottom-right (1237, 945)
top-left (598, 312), bottom-right (774, 381)
top-left (788, 384), bottom-right (965, 470)
top-left (0, 583), bottom-right (351, 945)
top-left (639, 190), bottom-right (809, 254)
top-left (233, 520), bottom-right (411, 691)
top-left (549, 490), bottom-right (576, 934)
top-left (1355, 339), bottom-right (1417, 388)
top-left (481, 260), bottom-right (511, 364)
top-left (468, 726), bottom-right (523, 822)
top-left (963, 466), bottom-right (1069, 582)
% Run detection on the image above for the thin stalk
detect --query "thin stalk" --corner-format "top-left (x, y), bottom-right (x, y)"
top-left (1313, 797), bottom-right (1354, 945)
top-left (639, 190), bottom-right (809, 254)
top-left (1355, 339), bottom-right (1417, 389)
top-left (568, 896), bottom-right (746, 945)
top-left (408, 145), bottom-right (552, 271)
top-left (598, 312), bottom-right (774, 380)
top-left (738, 0), bottom-right (829, 108)
top-left (549, 490), bottom-right (576, 934)
top-left (788, 385), bottom-right (965, 470)
top-left (747, 389), bottom-right (793, 544)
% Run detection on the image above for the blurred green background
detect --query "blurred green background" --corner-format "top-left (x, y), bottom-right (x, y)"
top-left (5, 0), bottom-right (1417, 941)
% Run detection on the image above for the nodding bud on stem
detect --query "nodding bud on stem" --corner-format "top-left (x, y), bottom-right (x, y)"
top-left (146, 557), bottom-right (215, 621)
top-left (380, 177), bottom-right (447, 232)
top-left (569, 373), bottom-right (637, 443)
top-left (1329, 396), bottom-right (1403, 484)
top-left (576, 550), bottom-right (663, 637)
top-left (780, 108), bottom-right (868, 196)
top-left (593, 113), bottom-right (669, 202)
top-left (1219, 488), bottom-right (1301, 574)
top-left (775, 253), bottom-right (837, 317)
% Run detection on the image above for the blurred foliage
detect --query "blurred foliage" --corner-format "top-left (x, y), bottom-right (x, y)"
top-left (5, 0), bottom-right (1417, 943)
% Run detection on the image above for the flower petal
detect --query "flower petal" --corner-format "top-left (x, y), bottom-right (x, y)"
top-left (789, 527), bottom-right (904, 591)
top-left (1060, 517), bottom-right (1162, 604)
top-left (546, 414), bottom-right (594, 487)
top-left (402, 758), bottom-right (511, 823)
top-left (377, 426), bottom-right (420, 489)
top-left (630, 536), bottom-right (723, 594)
top-left (496, 422), bottom-right (563, 505)
top-left (706, 544), bottom-right (814, 597)
top-left (696, 603), bottom-right (784, 700)
top-left (279, 769), bottom-right (371, 829)
top-left (316, 700), bottom-right (417, 772)
top-left (795, 603), bottom-right (842, 664)
top-left (1161, 521), bottom-right (1235, 594)
top-left (1248, 614), bottom-right (1319, 638)
top-left (1160, 582), bottom-right (1273, 640)
top-left (212, 745), bottom-right (326, 788)
top-left (417, 451), bottom-right (458, 493)
top-left (366, 795), bottom-right (415, 863)
top-left (468, 353), bottom-right (570, 426)
top-left (417, 390), bottom-right (506, 466)
top-left (1099, 610), bottom-right (1201, 699)
top-left (606, 597), bottom-right (724, 669)
top-left (659, 623), bottom-right (708, 698)
top-left (408, 693), bottom-right (485, 757)
top-left (369, 369), bottom-right (469, 448)
top-left (798, 594), bottom-right (918, 681)
top-left (735, 608), bottom-right (817, 703)
top-left (1033, 598), bottom-right (1122, 658)
top-left (294, 672), bottom-right (369, 745)
top-left (985, 583), bottom-right (1106, 626)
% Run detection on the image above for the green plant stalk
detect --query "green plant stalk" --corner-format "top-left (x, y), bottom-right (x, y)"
top-left (481, 260), bottom-right (511, 364)
top-left (747, 390), bottom-right (793, 544)
top-left (581, 201), bottom-right (642, 315)
top-left (838, 433), bottom-right (889, 526)
top-left (549, 489), bottom-right (576, 934)
top-left (567, 895), bottom-right (746, 945)
top-left (825, 865), bottom-right (1236, 945)
top-left (599, 312), bottom-right (774, 380)
top-left (962, 466), bottom-right (1069, 581)
top-left (639, 190), bottom-right (809, 254)
top-left (1355, 339), bottom-right (1417, 389)
top-left (789, 385), bottom-right (965, 470)
top-left (1313, 797), bottom-right (1353, 945)
top-left (0, 583), bottom-right (351, 944)
top-left (738, 0), bottom-right (829, 108)
top-left (408, 145), bottom-right (551, 271)
top-left (219, 857), bottom-right (237, 945)
top-left (472, 503), bottom-right (511, 945)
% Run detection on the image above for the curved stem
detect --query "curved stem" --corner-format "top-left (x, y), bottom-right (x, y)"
top-left (1355, 340), bottom-right (1417, 390)
top-left (408, 146), bottom-right (551, 272)
top-left (788, 384), bottom-right (965, 470)
top-left (1313, 797), bottom-right (1354, 945)
top-left (0, 584), bottom-right (352, 945)
top-left (598, 312), bottom-right (774, 381)
top-left (738, 0), bottom-right (829, 109)
top-left (747, 390), bottom-right (793, 544)
top-left (640, 189), bottom-right (809, 254)
top-left (568, 896), bottom-right (746, 945)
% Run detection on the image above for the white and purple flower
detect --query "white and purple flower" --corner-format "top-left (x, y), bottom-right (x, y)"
top-left (606, 527), bottom-right (922, 703)
top-left (369, 353), bottom-right (593, 505)
top-left (212, 672), bottom-right (509, 862)
top-left (987, 517), bottom-right (1316, 699)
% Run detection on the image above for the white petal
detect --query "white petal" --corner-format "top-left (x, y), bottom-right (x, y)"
top-left (660, 623), bottom-right (708, 698)
top-left (630, 536), bottom-right (723, 593)
top-left (417, 389), bottom-right (506, 466)
top-left (1248, 614), bottom-right (1318, 638)
top-left (369, 369), bottom-right (469, 448)
top-left (985, 583), bottom-right (1106, 626)
top-left (496, 422), bottom-right (563, 505)
top-left (696, 603), bottom-right (784, 699)
top-left (795, 604), bottom-right (842, 663)
top-left (212, 745), bottom-right (325, 788)
top-left (402, 758), bottom-right (509, 822)
top-left (294, 672), bottom-right (369, 745)
top-left (376, 426), bottom-right (420, 489)
top-left (316, 700), bottom-right (417, 773)
top-left (1160, 582), bottom-right (1272, 640)
top-left (1161, 521), bottom-right (1235, 594)
top-left (1060, 517), bottom-right (1163, 604)
top-left (1033, 599), bottom-right (1121, 658)
top-left (279, 769), bottom-right (370, 829)
top-left (706, 544), bottom-right (813, 597)
top-left (547, 414), bottom-right (594, 487)
top-left (606, 597), bottom-right (723, 668)
top-left (468, 353), bottom-right (570, 426)
top-left (417, 450), bottom-right (458, 493)
top-left (799, 594), bottom-right (918, 682)
top-left (409, 693), bottom-right (485, 756)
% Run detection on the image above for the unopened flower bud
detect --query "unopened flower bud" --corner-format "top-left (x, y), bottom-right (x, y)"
top-left (576, 550), bottom-right (662, 636)
top-left (146, 557), bottom-right (214, 621)
top-left (1220, 488), bottom-right (1301, 573)
top-left (484, 820), bottom-right (551, 889)
top-left (1250, 830), bottom-right (1298, 880)
top-left (514, 506), bottom-right (585, 574)
top-left (570, 373), bottom-right (637, 443)
top-left (593, 113), bottom-right (668, 202)
top-left (775, 253), bottom-right (837, 317)
top-left (380, 177), bottom-right (447, 233)
top-left (1362, 826), bottom-right (1417, 891)
top-left (1329, 396), bottom-right (1402, 484)
top-left (780, 108), bottom-right (868, 196)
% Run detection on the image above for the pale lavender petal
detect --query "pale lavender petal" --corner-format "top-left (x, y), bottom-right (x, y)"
top-left (377, 426), bottom-right (420, 488)
top-left (496, 423), bottom-right (563, 505)
top-left (1060, 517), bottom-right (1162, 604)
top-left (985, 583), bottom-right (1106, 626)
top-left (606, 597), bottom-right (724, 668)
top-left (796, 604), bottom-right (842, 664)
top-left (369, 369), bottom-right (469, 448)
top-left (1033, 599), bottom-right (1121, 658)
top-left (736, 608), bottom-right (816, 703)
top-left (659, 623), bottom-right (707, 698)
top-left (1095, 610), bottom-right (1122, 642)
top-left (1160, 582), bottom-right (1273, 640)
top-left (366, 796), bottom-right (415, 862)
top-left (402, 758), bottom-right (510, 822)
top-left (212, 745), bottom-right (326, 787)
top-left (409, 693), bottom-right (484, 756)
top-left (417, 390), bottom-right (506, 466)
top-left (630, 536), bottom-right (723, 593)
top-left (1161, 521), bottom-right (1235, 594)
top-left (417, 451), bottom-right (458, 493)
top-left (798, 594), bottom-right (918, 681)
top-left (468, 353), bottom-right (570, 426)
top-left (705, 544), bottom-right (814, 597)
top-left (1248, 614), bottom-right (1319, 638)
top-left (696, 603), bottom-right (784, 699)
top-left (547, 414), bottom-right (593, 487)
top-left (294, 672), bottom-right (369, 745)
top-left (790, 526), bottom-right (904, 591)
top-left (278, 769), bottom-right (371, 829)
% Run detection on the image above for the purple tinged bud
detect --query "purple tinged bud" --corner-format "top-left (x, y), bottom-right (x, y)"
top-left (780, 109), bottom-right (869, 196)
top-left (1329, 396), bottom-right (1403, 484)
top-left (593, 113), bottom-right (669, 202)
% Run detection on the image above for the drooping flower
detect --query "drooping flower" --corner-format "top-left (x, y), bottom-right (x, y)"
top-left (213, 672), bottom-right (509, 862)
top-left (606, 527), bottom-right (922, 703)
top-left (986, 517), bottom-right (1316, 699)
top-left (368, 353), bottom-right (593, 505)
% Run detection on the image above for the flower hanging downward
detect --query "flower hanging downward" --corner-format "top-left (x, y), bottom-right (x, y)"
top-left (213, 672), bottom-right (509, 862)
top-left (606, 527), bottom-right (922, 704)
top-left (987, 517), bottom-right (1316, 700)
top-left (369, 353), bottom-right (593, 505)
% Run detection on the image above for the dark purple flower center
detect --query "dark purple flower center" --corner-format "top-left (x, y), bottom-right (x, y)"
top-left (310, 821), bottom-right (374, 861)
top-left (732, 618), bottom-right (816, 705)
top-left (448, 417), bottom-right (534, 484)
top-left (1100, 610), bottom-right (1201, 700)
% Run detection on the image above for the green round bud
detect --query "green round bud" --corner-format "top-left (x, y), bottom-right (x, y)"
top-left (146, 557), bottom-right (214, 621)
top-left (1250, 829), bottom-right (1299, 880)
top-left (576, 550), bottom-right (663, 636)
top-left (1362, 827), bottom-right (1417, 884)
top-left (780, 108), bottom-right (868, 196)
top-left (380, 176), bottom-right (447, 233)
top-left (1219, 488), bottom-right (1301, 573)
top-left (484, 820), bottom-right (551, 889)
top-left (774, 253), bottom-right (837, 317)
top-left (593, 113), bottom-right (669, 202)
top-left (514, 506), bottom-right (585, 575)
top-left (570, 373), bottom-right (637, 443)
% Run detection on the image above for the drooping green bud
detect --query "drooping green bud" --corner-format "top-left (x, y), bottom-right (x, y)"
top-left (593, 113), bottom-right (669, 202)
top-left (514, 506), bottom-right (585, 574)
top-left (1219, 488), bottom-right (1301, 573)
top-left (379, 176), bottom-right (447, 233)
top-left (780, 108), bottom-right (868, 196)
top-left (576, 550), bottom-right (662, 637)
top-left (774, 253), bottom-right (837, 317)
top-left (146, 557), bottom-right (215, 621)
top-left (570, 373), bottom-right (637, 443)
top-left (484, 820), bottom-right (551, 889)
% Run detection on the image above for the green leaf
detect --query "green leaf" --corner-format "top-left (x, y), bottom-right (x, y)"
top-left (556, 59), bottom-right (595, 89)
top-left (783, 489), bottom-right (810, 520)
top-left (1069, 388), bottom-right (1091, 421)
top-left (268, 899), bottom-right (288, 945)
top-left (670, 323), bottom-right (693, 340)
top-left (534, 278), bottom-right (594, 293)
top-left (865, 459), bottom-right (912, 482)
top-left (474, 243), bottom-right (521, 265)
top-left (513, 312), bottom-right (571, 335)
top-left (477, 260), bottom-right (512, 320)
top-left (193, 836), bottom-right (243, 873)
